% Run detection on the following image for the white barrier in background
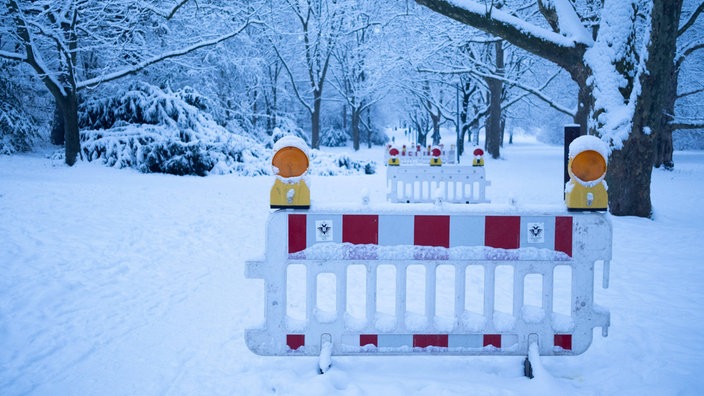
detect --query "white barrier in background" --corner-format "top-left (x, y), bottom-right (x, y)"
top-left (245, 209), bottom-right (611, 357)
top-left (384, 144), bottom-right (457, 165)
top-left (387, 165), bottom-right (490, 204)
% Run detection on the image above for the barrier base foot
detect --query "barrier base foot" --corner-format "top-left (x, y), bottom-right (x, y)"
top-left (524, 356), bottom-right (534, 379)
top-left (318, 340), bottom-right (333, 375)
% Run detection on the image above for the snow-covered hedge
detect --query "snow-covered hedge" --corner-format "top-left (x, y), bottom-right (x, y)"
top-left (674, 130), bottom-right (704, 150)
top-left (78, 82), bottom-right (375, 176)
top-left (319, 127), bottom-right (349, 147)
top-left (309, 151), bottom-right (376, 175)
top-left (0, 94), bottom-right (41, 155)
top-left (79, 82), bottom-right (269, 176)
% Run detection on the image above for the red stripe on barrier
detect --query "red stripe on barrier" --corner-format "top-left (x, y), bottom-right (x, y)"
top-left (555, 216), bottom-right (573, 257)
top-left (288, 214), bottom-right (307, 254)
top-left (360, 334), bottom-right (378, 347)
top-left (483, 334), bottom-right (502, 348)
top-left (413, 334), bottom-right (449, 348)
top-left (554, 334), bottom-right (572, 350)
top-left (287, 334), bottom-right (305, 350)
top-left (485, 216), bottom-right (520, 249)
top-left (414, 216), bottom-right (450, 248)
top-left (343, 215), bottom-right (379, 245)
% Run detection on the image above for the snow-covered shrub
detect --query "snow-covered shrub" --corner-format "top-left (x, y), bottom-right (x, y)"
top-left (319, 127), bottom-right (349, 147)
top-left (79, 82), bottom-right (269, 176)
top-left (674, 130), bottom-right (704, 150)
top-left (0, 98), bottom-right (40, 155)
top-left (78, 82), bottom-right (376, 176)
top-left (365, 125), bottom-right (389, 146)
top-left (309, 151), bottom-right (376, 175)
top-left (268, 118), bottom-right (310, 149)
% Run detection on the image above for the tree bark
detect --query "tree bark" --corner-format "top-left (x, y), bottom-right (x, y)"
top-left (654, 0), bottom-right (684, 170)
top-left (51, 103), bottom-right (65, 146)
top-left (485, 40), bottom-right (504, 158)
top-left (351, 106), bottom-right (361, 151)
top-left (605, 133), bottom-right (654, 218)
top-left (607, 0), bottom-right (682, 216)
top-left (59, 92), bottom-right (81, 166)
top-left (312, 92), bottom-right (322, 149)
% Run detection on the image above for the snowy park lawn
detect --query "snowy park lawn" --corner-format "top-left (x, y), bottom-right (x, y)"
top-left (2, 136), bottom-right (704, 395)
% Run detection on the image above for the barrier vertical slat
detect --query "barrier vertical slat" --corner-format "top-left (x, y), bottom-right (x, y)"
top-left (543, 266), bottom-right (554, 318)
top-left (307, 265), bottom-right (316, 325)
top-left (426, 263), bottom-right (437, 321)
top-left (455, 265), bottom-right (466, 330)
top-left (397, 264), bottom-right (407, 331)
top-left (485, 263), bottom-right (496, 330)
top-left (367, 263), bottom-right (377, 330)
top-left (514, 267), bottom-right (525, 321)
top-left (337, 268), bottom-right (346, 327)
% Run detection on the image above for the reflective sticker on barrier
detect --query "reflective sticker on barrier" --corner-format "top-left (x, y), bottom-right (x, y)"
top-left (315, 220), bottom-right (334, 242)
top-left (526, 222), bottom-right (545, 243)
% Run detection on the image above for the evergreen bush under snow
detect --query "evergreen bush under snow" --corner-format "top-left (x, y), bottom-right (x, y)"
top-left (78, 82), bottom-right (375, 176)
top-left (319, 127), bottom-right (349, 147)
top-left (79, 82), bottom-right (269, 176)
top-left (0, 90), bottom-right (41, 155)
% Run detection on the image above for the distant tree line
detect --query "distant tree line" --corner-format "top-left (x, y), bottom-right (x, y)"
top-left (1, 0), bottom-right (703, 217)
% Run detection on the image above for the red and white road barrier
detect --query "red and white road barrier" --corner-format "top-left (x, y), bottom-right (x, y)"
top-left (387, 165), bottom-right (490, 204)
top-left (246, 208), bottom-right (611, 357)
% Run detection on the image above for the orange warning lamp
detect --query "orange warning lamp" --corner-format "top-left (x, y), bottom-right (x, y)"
top-left (565, 135), bottom-right (608, 211)
top-left (270, 136), bottom-right (311, 209)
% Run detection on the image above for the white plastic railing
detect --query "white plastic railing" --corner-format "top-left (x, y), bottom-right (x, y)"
top-left (245, 209), bottom-right (611, 358)
top-left (384, 144), bottom-right (457, 165)
top-left (387, 165), bottom-right (490, 204)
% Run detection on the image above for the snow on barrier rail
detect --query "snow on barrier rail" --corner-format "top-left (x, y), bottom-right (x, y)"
top-left (387, 165), bottom-right (490, 204)
top-left (245, 207), bottom-right (611, 358)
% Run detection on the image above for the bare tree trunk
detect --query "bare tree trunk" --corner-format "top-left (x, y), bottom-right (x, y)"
top-left (312, 93), bottom-right (322, 149)
top-left (486, 41), bottom-right (504, 159)
top-left (607, 0), bottom-right (681, 217)
top-left (51, 103), bottom-right (65, 145)
top-left (430, 112), bottom-right (441, 146)
top-left (56, 91), bottom-right (81, 166)
top-left (351, 106), bottom-right (361, 151)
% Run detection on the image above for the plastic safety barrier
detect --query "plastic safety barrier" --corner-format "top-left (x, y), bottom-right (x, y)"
top-left (245, 208), bottom-right (611, 357)
top-left (387, 165), bottom-right (490, 204)
top-left (384, 144), bottom-right (457, 165)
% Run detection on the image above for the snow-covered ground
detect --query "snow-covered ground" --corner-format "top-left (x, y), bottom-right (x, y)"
top-left (2, 135), bottom-right (703, 395)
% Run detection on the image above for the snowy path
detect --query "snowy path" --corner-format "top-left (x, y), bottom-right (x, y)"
top-left (1, 142), bottom-right (703, 395)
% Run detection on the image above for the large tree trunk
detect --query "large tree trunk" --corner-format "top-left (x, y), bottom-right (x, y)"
top-left (351, 106), bottom-right (361, 151)
top-left (606, 133), bottom-right (655, 217)
top-left (457, 82), bottom-right (472, 157)
top-left (51, 103), bottom-right (65, 145)
top-left (485, 41), bottom-right (504, 159)
top-left (430, 112), bottom-right (441, 146)
top-left (653, 0), bottom-right (682, 170)
top-left (607, 0), bottom-right (681, 217)
top-left (57, 91), bottom-right (81, 166)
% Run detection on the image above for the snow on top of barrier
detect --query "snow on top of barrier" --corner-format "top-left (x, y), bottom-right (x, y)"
top-left (288, 243), bottom-right (571, 262)
top-left (302, 202), bottom-right (570, 215)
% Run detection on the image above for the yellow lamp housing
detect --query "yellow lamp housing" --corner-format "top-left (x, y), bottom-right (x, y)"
top-left (472, 148), bottom-right (485, 167)
top-left (270, 136), bottom-right (311, 209)
top-left (565, 135), bottom-right (609, 211)
top-left (388, 147), bottom-right (400, 166)
top-left (429, 147), bottom-right (442, 166)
